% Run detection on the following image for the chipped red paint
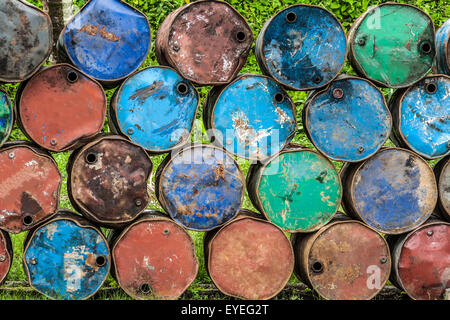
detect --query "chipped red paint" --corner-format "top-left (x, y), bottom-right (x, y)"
top-left (109, 211), bottom-right (198, 300)
top-left (156, 0), bottom-right (253, 86)
top-left (0, 230), bottom-right (12, 285)
top-left (16, 64), bottom-right (107, 152)
top-left (0, 141), bottom-right (61, 233)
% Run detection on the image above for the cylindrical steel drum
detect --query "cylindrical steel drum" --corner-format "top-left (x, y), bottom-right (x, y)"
top-left (67, 134), bottom-right (153, 228)
top-left (435, 18), bottom-right (450, 75)
top-left (155, 143), bottom-right (245, 231)
top-left (0, 230), bottom-right (13, 285)
top-left (291, 213), bottom-right (391, 300)
top-left (58, 0), bottom-right (151, 88)
top-left (0, 0), bottom-right (52, 82)
top-left (255, 4), bottom-right (346, 91)
top-left (109, 66), bottom-right (199, 154)
top-left (434, 156), bottom-right (450, 221)
top-left (389, 74), bottom-right (449, 160)
top-left (247, 144), bottom-right (342, 233)
top-left (341, 147), bottom-right (438, 234)
top-left (0, 141), bottom-right (62, 233)
top-left (155, 0), bottom-right (253, 86)
top-left (23, 210), bottom-right (111, 300)
top-left (348, 3), bottom-right (435, 88)
top-left (303, 75), bottom-right (392, 162)
top-left (15, 64), bottom-right (107, 152)
top-left (203, 74), bottom-right (296, 161)
top-left (0, 87), bottom-right (14, 148)
top-left (389, 219), bottom-right (449, 300)
top-left (109, 210), bottom-right (198, 300)
top-left (204, 209), bottom-right (294, 300)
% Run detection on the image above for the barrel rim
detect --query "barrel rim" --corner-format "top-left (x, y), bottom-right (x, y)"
top-left (0, 86), bottom-right (14, 148)
top-left (434, 155), bottom-right (450, 219)
top-left (434, 18), bottom-right (450, 74)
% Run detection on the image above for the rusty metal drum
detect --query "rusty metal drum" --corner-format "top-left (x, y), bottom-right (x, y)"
top-left (0, 230), bottom-right (13, 285)
top-left (204, 209), bottom-right (294, 300)
top-left (303, 75), bottom-right (392, 162)
top-left (435, 18), bottom-right (450, 75)
top-left (341, 147), bottom-right (437, 235)
top-left (348, 3), bottom-right (435, 88)
top-left (434, 156), bottom-right (450, 221)
top-left (15, 64), bottom-right (107, 152)
top-left (255, 4), bottom-right (347, 91)
top-left (109, 210), bottom-right (198, 300)
top-left (247, 144), bottom-right (342, 233)
top-left (0, 141), bottom-right (61, 233)
top-left (389, 219), bottom-right (450, 300)
top-left (291, 214), bottom-right (391, 300)
top-left (109, 66), bottom-right (199, 154)
top-left (0, 87), bottom-right (14, 148)
top-left (23, 210), bottom-right (110, 300)
top-left (0, 0), bottom-right (52, 82)
top-left (59, 0), bottom-right (151, 87)
top-left (67, 134), bottom-right (153, 228)
top-left (389, 74), bottom-right (450, 160)
top-left (155, 144), bottom-right (245, 231)
top-left (203, 74), bottom-right (296, 161)
top-left (155, 0), bottom-right (253, 86)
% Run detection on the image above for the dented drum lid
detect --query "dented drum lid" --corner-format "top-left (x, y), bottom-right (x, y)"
top-left (203, 74), bottom-right (296, 161)
top-left (435, 18), bottom-right (450, 75)
top-left (109, 66), bottom-right (199, 153)
top-left (67, 135), bottom-right (153, 228)
top-left (303, 75), bottom-right (392, 162)
top-left (155, 0), bottom-right (253, 86)
top-left (0, 230), bottom-right (12, 285)
top-left (23, 210), bottom-right (110, 300)
top-left (204, 209), bottom-right (294, 300)
top-left (348, 3), bottom-right (435, 88)
top-left (16, 64), bottom-right (107, 152)
top-left (155, 144), bottom-right (245, 231)
top-left (341, 147), bottom-right (437, 234)
top-left (0, 0), bottom-right (52, 82)
top-left (434, 156), bottom-right (450, 221)
top-left (59, 0), bottom-right (151, 87)
top-left (247, 144), bottom-right (342, 233)
top-left (109, 210), bottom-right (198, 300)
top-left (255, 4), bottom-right (347, 91)
top-left (0, 141), bottom-right (61, 233)
top-left (389, 74), bottom-right (449, 160)
top-left (0, 87), bottom-right (14, 148)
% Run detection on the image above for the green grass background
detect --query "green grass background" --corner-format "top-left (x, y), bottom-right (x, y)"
top-left (1, 0), bottom-right (448, 300)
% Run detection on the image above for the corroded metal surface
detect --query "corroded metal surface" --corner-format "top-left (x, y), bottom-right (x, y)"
top-left (341, 147), bottom-right (437, 234)
top-left (0, 230), bottom-right (12, 285)
top-left (203, 74), bottom-right (296, 161)
top-left (348, 3), bottom-right (435, 88)
top-left (155, 0), bottom-right (253, 86)
top-left (0, 141), bottom-right (61, 233)
top-left (0, 0), bottom-right (52, 82)
top-left (291, 215), bottom-right (391, 300)
top-left (109, 66), bottom-right (199, 153)
top-left (389, 220), bottom-right (450, 300)
top-left (23, 210), bottom-right (110, 300)
top-left (255, 4), bottom-right (346, 91)
top-left (204, 209), bottom-right (294, 300)
top-left (435, 18), bottom-right (450, 75)
top-left (67, 135), bottom-right (152, 228)
top-left (16, 64), bottom-right (107, 152)
top-left (156, 144), bottom-right (244, 231)
top-left (109, 211), bottom-right (198, 300)
top-left (0, 87), bottom-right (14, 148)
top-left (389, 74), bottom-right (449, 160)
top-left (303, 75), bottom-right (392, 162)
top-left (247, 144), bottom-right (342, 233)
top-left (434, 156), bottom-right (450, 221)
top-left (59, 0), bottom-right (151, 87)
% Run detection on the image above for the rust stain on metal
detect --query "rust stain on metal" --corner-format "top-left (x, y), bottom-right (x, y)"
top-left (79, 24), bottom-right (121, 42)
top-left (129, 81), bottom-right (164, 104)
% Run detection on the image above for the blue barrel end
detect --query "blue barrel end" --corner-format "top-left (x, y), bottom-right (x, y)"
top-left (435, 18), bottom-right (450, 75)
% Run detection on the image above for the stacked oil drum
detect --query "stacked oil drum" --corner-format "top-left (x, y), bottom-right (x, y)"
top-left (0, 0), bottom-right (448, 300)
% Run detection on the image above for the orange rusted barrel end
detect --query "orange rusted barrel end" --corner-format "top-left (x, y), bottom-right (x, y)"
top-left (0, 229), bottom-right (12, 285)
top-left (109, 210), bottom-right (198, 300)
top-left (204, 209), bottom-right (294, 300)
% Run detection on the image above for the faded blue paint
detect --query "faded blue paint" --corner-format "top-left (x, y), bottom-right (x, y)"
top-left (159, 145), bottom-right (244, 231)
top-left (209, 74), bottom-right (296, 161)
top-left (398, 76), bottom-right (449, 159)
top-left (62, 0), bottom-right (150, 83)
top-left (24, 219), bottom-right (110, 300)
top-left (305, 76), bottom-right (391, 162)
top-left (113, 67), bottom-right (198, 153)
top-left (256, 5), bottom-right (346, 90)
top-left (436, 18), bottom-right (450, 75)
